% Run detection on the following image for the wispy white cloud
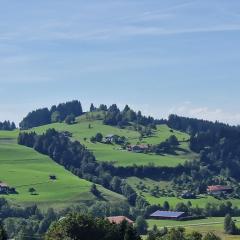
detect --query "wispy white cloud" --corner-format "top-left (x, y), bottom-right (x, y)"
top-left (2, 23), bottom-right (240, 43)
top-left (1, 0), bottom-right (240, 42)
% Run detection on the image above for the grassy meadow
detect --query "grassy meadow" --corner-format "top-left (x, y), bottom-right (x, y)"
top-left (33, 114), bottom-right (197, 167)
top-left (0, 130), bottom-right (124, 210)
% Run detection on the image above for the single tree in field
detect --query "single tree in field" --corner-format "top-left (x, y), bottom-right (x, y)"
top-left (135, 216), bottom-right (148, 235)
top-left (90, 103), bottom-right (96, 112)
top-left (224, 214), bottom-right (238, 235)
top-left (29, 187), bottom-right (36, 195)
top-left (168, 135), bottom-right (179, 146)
top-left (163, 201), bottom-right (170, 211)
top-left (90, 184), bottom-right (101, 197)
top-left (65, 114), bottom-right (75, 125)
top-left (95, 133), bottom-right (103, 142)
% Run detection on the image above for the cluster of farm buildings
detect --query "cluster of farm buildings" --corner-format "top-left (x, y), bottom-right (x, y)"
top-left (103, 134), bottom-right (149, 153)
top-left (105, 185), bottom-right (233, 226)
top-left (106, 211), bottom-right (186, 226)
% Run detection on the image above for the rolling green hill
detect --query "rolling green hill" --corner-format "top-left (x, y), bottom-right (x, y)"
top-left (32, 113), bottom-right (197, 167)
top-left (0, 130), bottom-right (125, 210)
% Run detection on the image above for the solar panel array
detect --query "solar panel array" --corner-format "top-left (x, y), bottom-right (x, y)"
top-left (150, 210), bottom-right (185, 218)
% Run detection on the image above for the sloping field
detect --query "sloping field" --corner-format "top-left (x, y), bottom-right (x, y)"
top-left (0, 130), bottom-right (124, 209)
top-left (33, 114), bottom-right (197, 167)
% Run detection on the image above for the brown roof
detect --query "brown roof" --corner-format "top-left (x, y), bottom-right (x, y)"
top-left (107, 216), bottom-right (134, 225)
top-left (207, 185), bottom-right (232, 192)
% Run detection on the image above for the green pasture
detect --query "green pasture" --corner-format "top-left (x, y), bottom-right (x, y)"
top-left (33, 116), bottom-right (196, 167)
top-left (0, 131), bottom-right (124, 210)
top-left (147, 217), bottom-right (240, 240)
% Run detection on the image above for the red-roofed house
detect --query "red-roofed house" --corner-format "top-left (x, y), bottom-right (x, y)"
top-left (207, 185), bottom-right (232, 195)
top-left (107, 216), bottom-right (134, 225)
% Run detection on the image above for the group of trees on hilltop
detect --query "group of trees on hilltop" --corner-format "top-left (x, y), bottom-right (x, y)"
top-left (168, 115), bottom-right (240, 180)
top-left (0, 121), bottom-right (16, 131)
top-left (19, 100), bottom-right (160, 130)
top-left (103, 104), bottom-right (155, 128)
top-left (18, 129), bottom-right (138, 205)
top-left (19, 100), bottom-right (83, 129)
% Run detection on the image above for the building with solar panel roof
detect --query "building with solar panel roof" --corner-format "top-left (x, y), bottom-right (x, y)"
top-left (150, 210), bottom-right (186, 220)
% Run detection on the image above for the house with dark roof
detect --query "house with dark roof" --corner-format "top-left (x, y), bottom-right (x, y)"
top-left (150, 210), bottom-right (186, 220)
top-left (128, 144), bottom-right (149, 153)
top-left (0, 182), bottom-right (9, 194)
top-left (207, 185), bottom-right (232, 195)
top-left (103, 134), bottom-right (116, 144)
top-left (107, 216), bottom-right (134, 225)
top-left (181, 191), bottom-right (196, 199)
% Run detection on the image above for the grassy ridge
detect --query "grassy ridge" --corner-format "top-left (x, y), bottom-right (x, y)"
top-left (0, 131), bottom-right (124, 209)
top-left (33, 115), bottom-right (196, 167)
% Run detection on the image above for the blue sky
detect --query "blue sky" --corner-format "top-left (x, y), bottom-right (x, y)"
top-left (1, 0), bottom-right (240, 125)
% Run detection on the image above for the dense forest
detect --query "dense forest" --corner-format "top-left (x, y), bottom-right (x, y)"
top-left (168, 115), bottom-right (240, 180)
top-left (19, 100), bottom-right (83, 129)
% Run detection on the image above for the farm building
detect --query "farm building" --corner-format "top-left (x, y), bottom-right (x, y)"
top-left (0, 182), bottom-right (9, 194)
top-left (207, 185), bottom-right (232, 195)
top-left (128, 144), bottom-right (149, 153)
top-left (107, 216), bottom-right (134, 225)
top-left (103, 134), bottom-right (116, 143)
top-left (150, 211), bottom-right (186, 220)
top-left (181, 191), bottom-right (196, 199)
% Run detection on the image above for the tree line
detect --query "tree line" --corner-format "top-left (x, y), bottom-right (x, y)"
top-left (19, 100), bottom-right (83, 129)
top-left (0, 121), bottom-right (16, 131)
top-left (89, 103), bottom-right (157, 129)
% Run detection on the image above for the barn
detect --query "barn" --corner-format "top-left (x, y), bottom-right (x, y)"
top-left (150, 210), bottom-right (186, 220)
top-left (207, 185), bottom-right (233, 195)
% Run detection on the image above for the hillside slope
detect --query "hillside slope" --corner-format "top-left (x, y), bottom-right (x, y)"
top-left (33, 113), bottom-right (197, 167)
top-left (0, 130), bottom-right (125, 210)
